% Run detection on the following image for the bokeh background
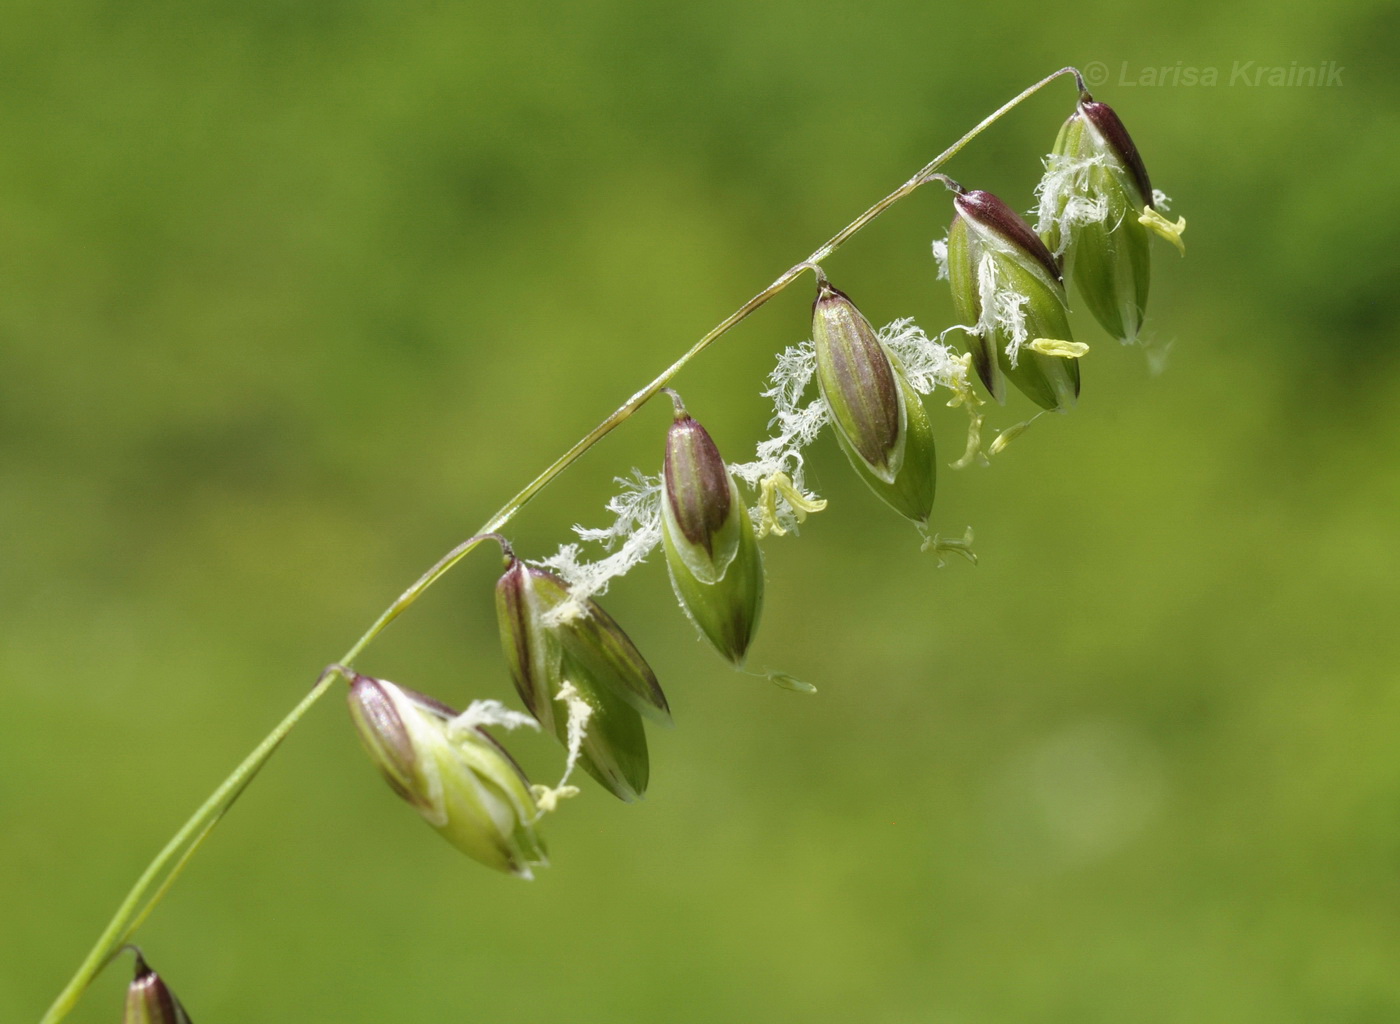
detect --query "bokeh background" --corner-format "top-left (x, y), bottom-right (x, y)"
top-left (5, 1), bottom-right (1399, 1021)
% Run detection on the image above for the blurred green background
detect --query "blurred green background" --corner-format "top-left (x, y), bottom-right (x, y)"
top-left (4, 0), bottom-right (1399, 1021)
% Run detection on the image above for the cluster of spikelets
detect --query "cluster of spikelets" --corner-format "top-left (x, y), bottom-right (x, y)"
top-left (312, 89), bottom-right (1191, 906)
top-left (90, 84), bottom-right (1194, 1024)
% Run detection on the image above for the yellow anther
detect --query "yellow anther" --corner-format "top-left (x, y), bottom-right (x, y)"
top-left (530, 784), bottom-right (581, 816)
top-left (764, 670), bottom-right (818, 694)
top-left (989, 411), bottom-right (1047, 456)
top-left (1028, 338), bottom-right (1090, 359)
top-left (1139, 207), bottom-right (1186, 255)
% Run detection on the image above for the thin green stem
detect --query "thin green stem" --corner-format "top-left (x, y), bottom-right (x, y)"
top-left (41, 67), bottom-right (1079, 1024)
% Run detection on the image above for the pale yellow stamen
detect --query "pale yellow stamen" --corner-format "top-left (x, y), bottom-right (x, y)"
top-left (757, 471), bottom-right (827, 538)
top-left (1139, 207), bottom-right (1186, 255)
top-left (918, 525), bottom-right (978, 567)
top-left (946, 357), bottom-right (989, 471)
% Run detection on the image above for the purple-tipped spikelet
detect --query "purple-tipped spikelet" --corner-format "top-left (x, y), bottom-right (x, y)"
top-left (1037, 92), bottom-right (1186, 343)
top-left (660, 391), bottom-right (764, 665)
top-left (123, 954), bottom-right (192, 1024)
top-left (346, 674), bottom-right (547, 877)
top-left (810, 272), bottom-right (937, 522)
top-left (496, 555), bottom-right (668, 802)
top-left (944, 187), bottom-right (1082, 411)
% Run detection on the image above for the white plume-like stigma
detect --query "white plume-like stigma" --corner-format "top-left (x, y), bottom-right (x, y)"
top-left (555, 682), bottom-right (592, 781)
top-left (976, 252), bottom-right (1032, 367)
top-left (1033, 151), bottom-right (1112, 257)
top-left (450, 699), bottom-right (541, 736)
top-left (537, 469), bottom-right (663, 614)
top-left (729, 339), bottom-right (829, 536)
top-left (931, 238), bottom-right (951, 280)
top-left (879, 318), bottom-right (967, 396)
